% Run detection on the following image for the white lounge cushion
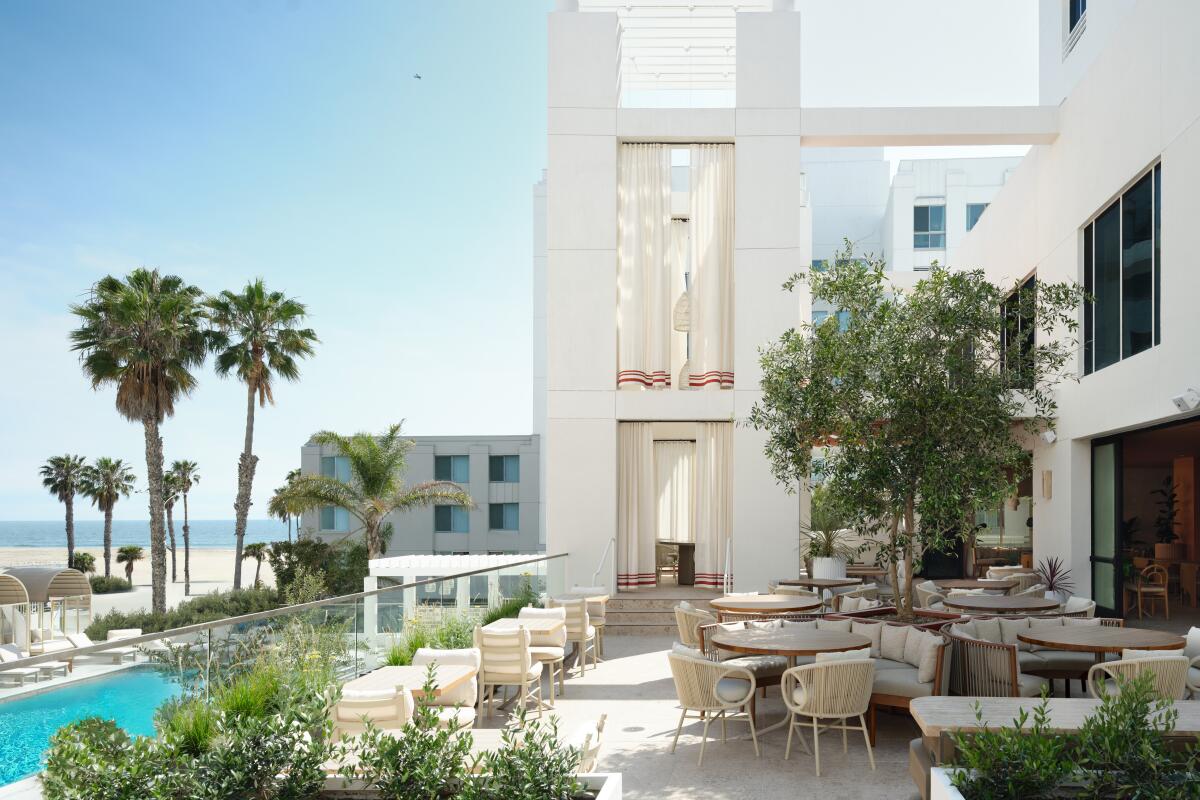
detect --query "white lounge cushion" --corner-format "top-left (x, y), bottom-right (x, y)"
top-left (0, 644), bottom-right (26, 662)
top-left (851, 621), bottom-right (882, 657)
top-left (817, 619), bottom-right (852, 633)
top-left (1122, 648), bottom-right (1177, 661)
top-left (529, 645), bottom-right (566, 661)
top-left (997, 617), bottom-right (1031, 651)
top-left (671, 642), bottom-right (704, 660)
top-left (411, 647), bottom-right (481, 707)
top-left (815, 647), bottom-right (872, 663)
top-left (747, 619), bottom-right (783, 631)
top-left (343, 687), bottom-right (398, 701)
top-left (724, 655), bottom-right (787, 678)
top-left (714, 677), bottom-right (753, 703)
top-left (972, 618), bottom-right (1002, 644)
top-left (871, 665), bottom-right (934, 699)
top-left (781, 620), bottom-right (817, 631)
top-left (1186, 627), bottom-right (1200, 659)
top-left (432, 706), bottom-right (475, 730)
top-left (880, 624), bottom-right (909, 662)
top-left (106, 629), bottom-right (142, 641)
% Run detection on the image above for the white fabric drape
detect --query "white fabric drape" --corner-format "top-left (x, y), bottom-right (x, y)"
top-left (670, 219), bottom-right (690, 382)
top-left (655, 441), bottom-right (694, 544)
top-left (617, 144), bottom-right (673, 389)
top-left (687, 144), bottom-right (735, 389)
top-left (692, 422), bottom-right (732, 588)
top-left (617, 423), bottom-right (658, 590)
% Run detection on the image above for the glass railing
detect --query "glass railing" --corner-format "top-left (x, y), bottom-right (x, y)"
top-left (1, 553), bottom-right (568, 690)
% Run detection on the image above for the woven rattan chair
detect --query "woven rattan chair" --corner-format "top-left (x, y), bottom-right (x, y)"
top-left (781, 659), bottom-right (876, 777)
top-left (667, 652), bottom-right (760, 766)
top-left (914, 581), bottom-right (943, 608)
top-left (474, 625), bottom-right (547, 719)
top-left (675, 605), bottom-right (716, 648)
top-left (1062, 596), bottom-right (1096, 617)
top-left (945, 630), bottom-right (1048, 697)
top-left (1088, 655), bottom-right (1189, 701)
top-left (1125, 565), bottom-right (1169, 620)
top-left (518, 606), bottom-right (567, 703)
top-left (1016, 583), bottom-right (1049, 597)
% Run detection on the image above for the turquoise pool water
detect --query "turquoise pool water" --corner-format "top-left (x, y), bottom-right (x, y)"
top-left (0, 667), bottom-right (181, 785)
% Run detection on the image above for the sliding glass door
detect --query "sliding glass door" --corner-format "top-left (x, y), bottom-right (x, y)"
top-left (1091, 439), bottom-right (1124, 616)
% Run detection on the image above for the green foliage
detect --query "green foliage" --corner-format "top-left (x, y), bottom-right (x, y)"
top-left (214, 663), bottom-right (283, 719)
top-left (282, 565), bottom-right (328, 605)
top-left (156, 696), bottom-right (219, 758)
top-left (86, 587), bottom-right (280, 640)
top-left (1152, 475), bottom-right (1181, 544)
top-left (481, 577), bottom-right (539, 626)
top-left (384, 615), bottom-right (477, 667)
top-left (41, 718), bottom-right (167, 800)
top-left (463, 712), bottom-right (585, 800)
top-left (268, 537), bottom-right (367, 597)
top-left (71, 552), bottom-right (96, 574)
top-left (808, 482), bottom-right (848, 537)
top-left (89, 575), bottom-right (133, 594)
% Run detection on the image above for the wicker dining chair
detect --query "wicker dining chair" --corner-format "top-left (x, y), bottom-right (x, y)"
top-left (667, 651), bottom-right (760, 766)
top-left (473, 625), bottom-right (548, 719)
top-left (780, 659), bottom-right (876, 777)
top-left (518, 606), bottom-right (567, 703)
top-left (1125, 565), bottom-right (1170, 620)
top-left (674, 605), bottom-right (717, 648)
top-left (1088, 655), bottom-right (1189, 701)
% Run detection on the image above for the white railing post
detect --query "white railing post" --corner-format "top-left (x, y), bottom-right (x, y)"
top-left (592, 537), bottom-right (616, 590)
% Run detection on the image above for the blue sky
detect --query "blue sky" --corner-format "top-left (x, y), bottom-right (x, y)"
top-left (0, 0), bottom-right (1037, 522)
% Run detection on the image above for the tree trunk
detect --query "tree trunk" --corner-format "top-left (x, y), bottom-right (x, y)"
top-left (125, 562), bottom-right (134, 582)
top-left (183, 492), bottom-right (191, 596)
top-left (885, 515), bottom-right (904, 617)
top-left (366, 519), bottom-right (380, 560)
top-left (103, 504), bottom-right (113, 577)
top-left (143, 415), bottom-right (168, 615)
top-left (232, 383), bottom-right (259, 590)
top-left (254, 559), bottom-right (262, 587)
top-left (166, 503), bottom-right (177, 583)
top-left (902, 496), bottom-right (917, 619)
top-left (287, 516), bottom-right (293, 544)
top-left (65, 493), bottom-right (75, 571)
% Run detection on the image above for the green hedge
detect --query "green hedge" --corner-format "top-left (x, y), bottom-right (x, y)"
top-left (89, 576), bottom-right (133, 594)
top-left (85, 587), bottom-right (281, 640)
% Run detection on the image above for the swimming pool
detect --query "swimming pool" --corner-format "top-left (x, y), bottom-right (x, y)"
top-left (0, 667), bottom-right (181, 785)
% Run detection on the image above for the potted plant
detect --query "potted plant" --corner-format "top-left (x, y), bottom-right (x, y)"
top-left (1034, 556), bottom-right (1074, 604)
top-left (1152, 476), bottom-right (1184, 561)
top-left (803, 483), bottom-right (854, 579)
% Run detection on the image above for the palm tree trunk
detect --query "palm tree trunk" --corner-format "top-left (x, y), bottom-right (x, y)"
top-left (103, 504), bottom-right (113, 577)
top-left (143, 414), bottom-right (168, 615)
top-left (254, 558), bottom-right (262, 587)
top-left (287, 516), bottom-right (292, 544)
top-left (65, 493), bottom-right (76, 571)
top-left (232, 383), bottom-right (259, 590)
top-left (182, 492), bottom-right (191, 596)
top-left (166, 504), bottom-right (177, 583)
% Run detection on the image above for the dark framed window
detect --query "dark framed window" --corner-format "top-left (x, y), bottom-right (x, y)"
top-left (1002, 274), bottom-right (1037, 391)
top-left (1069, 0), bottom-right (1087, 32)
top-left (914, 204), bottom-right (946, 249)
top-left (434, 505), bottom-right (469, 533)
top-left (434, 455), bottom-right (469, 483)
top-left (488, 455), bottom-right (519, 483)
top-left (966, 203), bottom-right (989, 231)
top-left (489, 503), bottom-right (519, 531)
top-left (1082, 164), bottom-right (1161, 375)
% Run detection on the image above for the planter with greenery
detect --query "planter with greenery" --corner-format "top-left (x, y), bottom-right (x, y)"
top-left (1034, 556), bottom-right (1075, 604)
top-left (89, 575), bottom-right (133, 594)
top-left (1152, 475), bottom-right (1184, 561)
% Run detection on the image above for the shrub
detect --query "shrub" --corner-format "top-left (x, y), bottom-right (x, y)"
top-left (480, 578), bottom-right (538, 626)
top-left (463, 713), bottom-right (585, 800)
top-left (214, 663), bottom-right (284, 720)
top-left (268, 537), bottom-right (367, 597)
top-left (42, 718), bottom-right (166, 800)
top-left (156, 696), bottom-right (219, 757)
top-left (89, 575), bottom-right (132, 594)
top-left (85, 587), bottom-right (280, 639)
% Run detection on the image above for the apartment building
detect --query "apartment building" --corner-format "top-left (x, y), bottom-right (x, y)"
top-left (299, 435), bottom-right (541, 558)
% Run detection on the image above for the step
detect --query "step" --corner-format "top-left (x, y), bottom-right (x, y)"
top-left (605, 609), bottom-right (678, 626)
top-left (607, 597), bottom-right (714, 613)
top-left (604, 622), bottom-right (678, 636)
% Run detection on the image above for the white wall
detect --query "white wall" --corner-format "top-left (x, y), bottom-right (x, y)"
top-left (1038, 0), bottom-right (1139, 106)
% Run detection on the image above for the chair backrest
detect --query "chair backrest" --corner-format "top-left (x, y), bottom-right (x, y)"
top-left (784, 660), bottom-right (875, 716)
top-left (474, 626), bottom-right (533, 683)
top-left (560, 598), bottom-right (590, 637)
top-left (775, 585), bottom-right (819, 599)
top-left (569, 586), bottom-right (608, 621)
top-left (1132, 556), bottom-right (1151, 571)
top-left (333, 687), bottom-right (413, 737)
top-left (915, 582), bottom-right (944, 608)
top-left (667, 651), bottom-right (752, 710)
top-left (1016, 583), bottom-right (1049, 597)
top-left (411, 647), bottom-right (481, 707)
top-left (1089, 656), bottom-right (1189, 701)
top-left (944, 629), bottom-right (1020, 697)
top-left (1142, 565), bottom-right (1169, 588)
top-left (0, 644), bottom-right (24, 662)
top-left (674, 605), bottom-right (715, 647)
top-left (1063, 596), bottom-right (1096, 617)
top-left (518, 606), bottom-right (568, 647)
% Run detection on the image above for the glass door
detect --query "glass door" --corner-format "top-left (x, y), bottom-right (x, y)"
top-left (1091, 439), bottom-right (1124, 616)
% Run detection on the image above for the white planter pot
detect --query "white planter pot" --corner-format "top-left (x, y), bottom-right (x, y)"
top-left (812, 557), bottom-right (847, 580)
top-left (930, 767), bottom-right (966, 800)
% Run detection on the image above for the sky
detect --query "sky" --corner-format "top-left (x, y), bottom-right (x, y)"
top-left (0, 0), bottom-right (1038, 522)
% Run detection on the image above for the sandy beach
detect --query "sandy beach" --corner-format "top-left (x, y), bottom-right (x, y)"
top-left (0, 547), bottom-right (276, 617)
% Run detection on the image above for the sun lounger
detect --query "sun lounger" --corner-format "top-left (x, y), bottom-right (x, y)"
top-left (0, 644), bottom-right (44, 685)
top-left (67, 633), bottom-right (137, 664)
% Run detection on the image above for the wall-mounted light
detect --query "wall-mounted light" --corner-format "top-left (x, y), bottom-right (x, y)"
top-left (1042, 470), bottom-right (1053, 500)
top-left (1172, 388), bottom-right (1200, 413)
top-left (1041, 430), bottom-right (1057, 444)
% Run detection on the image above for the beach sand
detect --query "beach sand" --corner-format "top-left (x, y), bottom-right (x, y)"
top-left (0, 546), bottom-right (276, 616)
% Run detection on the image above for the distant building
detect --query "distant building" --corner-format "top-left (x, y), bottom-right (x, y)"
top-left (299, 434), bottom-right (541, 557)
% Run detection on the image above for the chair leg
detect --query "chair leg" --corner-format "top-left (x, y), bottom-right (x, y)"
top-left (721, 710), bottom-right (727, 742)
top-left (698, 717), bottom-right (712, 766)
top-left (842, 716), bottom-right (848, 753)
top-left (812, 717), bottom-right (821, 777)
top-left (860, 714), bottom-right (876, 771)
top-left (558, 659), bottom-right (565, 696)
top-left (785, 715), bottom-right (795, 760)
top-left (747, 705), bottom-right (760, 758)
top-left (671, 709), bottom-right (687, 753)
top-left (868, 703), bottom-right (877, 746)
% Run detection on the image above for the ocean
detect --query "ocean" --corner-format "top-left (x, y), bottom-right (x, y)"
top-left (0, 519), bottom-right (289, 549)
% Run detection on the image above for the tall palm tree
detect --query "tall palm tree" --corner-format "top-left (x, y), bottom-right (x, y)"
top-left (163, 472), bottom-right (180, 583)
top-left (79, 457), bottom-right (136, 577)
top-left (278, 423), bottom-right (472, 559)
top-left (72, 551), bottom-right (96, 575)
top-left (70, 269), bottom-right (210, 614)
top-left (116, 544), bottom-right (144, 583)
top-left (40, 454), bottom-right (87, 570)
top-left (267, 468), bottom-right (302, 543)
top-left (170, 460), bottom-right (200, 596)
top-left (241, 542), bottom-right (268, 587)
top-left (206, 280), bottom-right (317, 590)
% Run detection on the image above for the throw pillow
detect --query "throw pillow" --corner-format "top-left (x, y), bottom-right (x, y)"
top-left (917, 635), bottom-right (944, 684)
top-left (815, 647), bottom-right (873, 663)
top-left (972, 617), bottom-right (1002, 643)
top-left (781, 620), bottom-right (817, 630)
top-left (903, 627), bottom-right (928, 668)
top-left (949, 621), bottom-right (978, 640)
top-left (1187, 627), bottom-right (1200, 659)
top-left (851, 620), bottom-right (883, 657)
top-left (817, 619), bottom-right (852, 633)
top-left (1026, 616), bottom-right (1065, 652)
top-left (881, 623), bottom-right (909, 662)
top-left (1063, 617), bottom-right (1102, 628)
top-left (678, 600), bottom-right (694, 611)
top-left (747, 619), bottom-right (783, 631)
top-left (998, 617), bottom-right (1031, 650)
top-left (840, 596), bottom-right (862, 612)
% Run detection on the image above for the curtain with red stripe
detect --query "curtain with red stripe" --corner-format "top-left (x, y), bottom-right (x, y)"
top-left (617, 422), bottom-right (657, 590)
top-left (688, 144), bottom-right (734, 390)
top-left (693, 422), bottom-right (732, 588)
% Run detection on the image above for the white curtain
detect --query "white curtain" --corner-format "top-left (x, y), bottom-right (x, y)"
top-left (617, 144), bottom-right (673, 389)
top-left (693, 422), bottom-right (732, 588)
top-left (655, 441), bottom-right (694, 543)
top-left (617, 423), bottom-right (658, 590)
top-left (688, 144), bottom-right (734, 389)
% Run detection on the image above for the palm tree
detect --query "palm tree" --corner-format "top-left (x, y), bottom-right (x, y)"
top-left (169, 460), bottom-right (200, 596)
top-left (206, 280), bottom-right (317, 590)
top-left (72, 551), bottom-right (96, 575)
top-left (40, 455), bottom-right (87, 570)
top-left (163, 472), bottom-right (180, 583)
top-left (70, 269), bottom-right (210, 614)
top-left (242, 542), bottom-right (268, 587)
top-left (267, 468), bottom-right (302, 543)
top-left (278, 423), bottom-right (473, 559)
top-left (79, 457), bottom-right (136, 577)
top-left (116, 544), bottom-right (144, 583)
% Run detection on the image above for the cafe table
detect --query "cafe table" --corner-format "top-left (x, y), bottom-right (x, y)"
top-left (708, 593), bottom-right (823, 618)
top-left (1017, 625), bottom-right (1184, 664)
top-left (942, 594), bottom-right (1060, 614)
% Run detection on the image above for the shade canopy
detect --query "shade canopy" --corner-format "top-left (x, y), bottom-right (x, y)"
top-left (0, 574), bottom-right (29, 606)
top-left (3, 567), bottom-right (91, 604)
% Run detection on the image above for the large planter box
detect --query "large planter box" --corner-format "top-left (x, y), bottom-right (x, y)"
top-left (321, 773), bottom-right (622, 799)
top-left (930, 767), bottom-right (964, 800)
top-left (830, 606), bottom-right (964, 631)
top-left (811, 557), bottom-right (847, 580)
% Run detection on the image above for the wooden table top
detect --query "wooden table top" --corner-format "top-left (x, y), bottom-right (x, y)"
top-left (942, 594), bottom-right (1060, 613)
top-left (1017, 626), bottom-right (1185, 653)
top-left (343, 664), bottom-right (475, 698)
top-left (934, 578), bottom-right (1017, 591)
top-left (778, 577), bottom-right (863, 589)
top-left (709, 627), bottom-right (871, 658)
top-left (481, 617), bottom-right (565, 635)
top-left (709, 594), bottom-right (823, 613)
top-left (911, 696), bottom-right (1200, 739)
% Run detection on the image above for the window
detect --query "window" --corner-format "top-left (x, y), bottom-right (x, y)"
top-left (914, 204), bottom-right (946, 249)
top-left (812, 309), bottom-right (849, 332)
top-left (434, 455), bottom-right (469, 483)
top-left (966, 203), bottom-right (989, 231)
top-left (1083, 165), bottom-right (1161, 375)
top-left (319, 456), bottom-right (351, 531)
top-left (1002, 275), bottom-right (1037, 391)
top-left (434, 505), bottom-right (469, 533)
top-left (811, 259), bottom-right (827, 273)
top-left (489, 503), bottom-right (519, 531)
top-left (489, 455), bottom-right (519, 483)
top-left (320, 456), bottom-right (350, 481)
top-left (1069, 0), bottom-right (1086, 32)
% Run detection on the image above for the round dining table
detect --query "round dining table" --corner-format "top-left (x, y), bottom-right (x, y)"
top-left (777, 577), bottom-right (863, 590)
top-left (934, 578), bottom-right (1017, 592)
top-left (942, 594), bottom-right (1061, 614)
top-left (1017, 625), bottom-right (1185, 664)
top-left (708, 593), bottom-right (823, 617)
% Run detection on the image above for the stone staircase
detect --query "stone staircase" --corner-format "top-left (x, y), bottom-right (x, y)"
top-left (604, 592), bottom-right (715, 636)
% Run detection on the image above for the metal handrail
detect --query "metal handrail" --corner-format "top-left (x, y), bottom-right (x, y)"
top-left (3, 552), bottom-right (568, 670)
top-left (592, 537), bottom-right (615, 587)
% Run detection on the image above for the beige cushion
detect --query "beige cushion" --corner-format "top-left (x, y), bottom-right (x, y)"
top-left (851, 621), bottom-right (882, 657)
top-left (106, 629), bottom-right (142, 641)
top-left (902, 627), bottom-right (926, 668)
top-left (432, 706), bottom-right (475, 730)
top-left (519, 608), bottom-right (568, 647)
top-left (997, 617), bottom-right (1031, 650)
top-left (671, 642), bottom-right (704, 660)
top-left (881, 624), bottom-right (909, 662)
top-left (871, 665), bottom-right (934, 699)
top-left (1018, 673), bottom-right (1049, 697)
top-left (872, 658), bottom-right (910, 671)
top-left (529, 645), bottom-right (566, 661)
top-left (972, 617), bottom-right (1002, 644)
top-left (917, 634), bottom-right (944, 684)
top-left (715, 676), bottom-right (752, 703)
top-left (343, 687), bottom-right (399, 701)
top-left (790, 685), bottom-right (809, 707)
top-left (412, 647), bottom-right (481, 707)
top-left (1017, 651), bottom-right (1047, 671)
top-left (950, 620), bottom-right (978, 640)
top-left (725, 655), bottom-right (787, 678)
top-left (1063, 617), bottom-right (1102, 628)
top-left (0, 645), bottom-right (25, 662)
top-left (781, 620), bottom-right (817, 631)
top-left (748, 619), bottom-right (783, 631)
top-left (1123, 648), bottom-right (1174, 661)
top-left (1186, 627), bottom-right (1200, 660)
top-left (816, 619), bottom-right (852, 633)
top-left (1026, 616), bottom-right (1065, 652)
top-left (815, 647), bottom-right (872, 663)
